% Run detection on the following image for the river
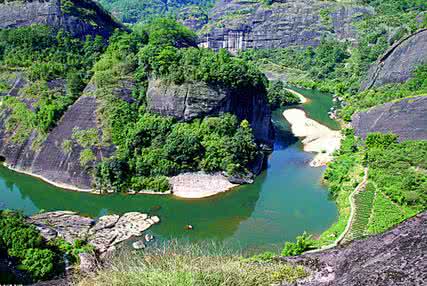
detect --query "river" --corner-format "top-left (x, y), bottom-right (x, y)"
top-left (0, 88), bottom-right (339, 253)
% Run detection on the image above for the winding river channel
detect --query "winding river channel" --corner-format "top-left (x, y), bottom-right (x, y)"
top-left (0, 88), bottom-right (339, 253)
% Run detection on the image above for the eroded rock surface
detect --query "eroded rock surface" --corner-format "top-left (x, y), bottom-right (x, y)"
top-left (199, 0), bottom-right (373, 53)
top-left (146, 79), bottom-right (274, 144)
top-left (361, 29), bottom-right (427, 90)
top-left (283, 211), bottom-right (427, 286)
top-left (0, 0), bottom-right (123, 39)
top-left (28, 211), bottom-right (160, 254)
top-left (352, 96), bottom-right (427, 141)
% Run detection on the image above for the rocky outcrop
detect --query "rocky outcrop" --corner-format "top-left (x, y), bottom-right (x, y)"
top-left (199, 0), bottom-right (373, 53)
top-left (351, 96), bottom-right (427, 141)
top-left (282, 211), bottom-right (427, 286)
top-left (0, 0), bottom-right (124, 39)
top-left (28, 211), bottom-right (160, 254)
top-left (178, 6), bottom-right (208, 31)
top-left (146, 79), bottom-right (274, 144)
top-left (361, 29), bottom-right (427, 90)
top-left (0, 72), bottom-right (119, 190)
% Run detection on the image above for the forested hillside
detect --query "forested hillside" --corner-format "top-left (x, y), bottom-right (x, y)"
top-left (97, 0), bottom-right (214, 24)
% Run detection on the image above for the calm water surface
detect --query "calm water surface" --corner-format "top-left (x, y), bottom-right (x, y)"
top-left (0, 89), bottom-right (338, 253)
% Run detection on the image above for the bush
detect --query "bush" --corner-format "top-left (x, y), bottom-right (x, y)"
top-left (267, 80), bottom-right (300, 109)
top-left (22, 248), bottom-right (55, 280)
top-left (0, 211), bottom-right (58, 280)
top-left (281, 232), bottom-right (315, 256)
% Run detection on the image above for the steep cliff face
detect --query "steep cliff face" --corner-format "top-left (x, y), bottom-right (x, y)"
top-left (351, 96), bottom-right (427, 141)
top-left (0, 0), bottom-right (123, 39)
top-left (0, 79), bottom-right (115, 189)
top-left (283, 211), bottom-right (427, 286)
top-left (198, 0), bottom-right (373, 53)
top-left (360, 29), bottom-right (427, 90)
top-left (146, 79), bottom-right (274, 144)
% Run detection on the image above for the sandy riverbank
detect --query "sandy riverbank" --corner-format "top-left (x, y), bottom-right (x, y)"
top-left (170, 172), bottom-right (238, 199)
top-left (283, 109), bottom-right (342, 167)
top-left (3, 164), bottom-right (237, 198)
top-left (285, 88), bottom-right (309, 104)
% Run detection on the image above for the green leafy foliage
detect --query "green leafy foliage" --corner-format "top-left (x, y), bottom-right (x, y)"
top-left (90, 22), bottom-right (264, 193)
top-left (0, 25), bottom-right (105, 143)
top-left (281, 232), bottom-right (315, 256)
top-left (267, 80), bottom-right (300, 109)
top-left (97, 0), bottom-right (215, 24)
top-left (0, 211), bottom-right (55, 280)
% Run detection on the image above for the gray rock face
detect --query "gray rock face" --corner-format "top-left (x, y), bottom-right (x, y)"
top-left (28, 211), bottom-right (160, 254)
top-left (361, 29), bottom-right (427, 90)
top-left (0, 92), bottom-right (114, 189)
top-left (0, 0), bottom-right (123, 39)
top-left (199, 0), bottom-right (373, 53)
top-left (282, 211), bottom-right (427, 286)
top-left (146, 79), bottom-right (274, 144)
top-left (351, 96), bottom-right (427, 141)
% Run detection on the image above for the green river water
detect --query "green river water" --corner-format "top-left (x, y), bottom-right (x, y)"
top-left (0, 89), bottom-right (339, 253)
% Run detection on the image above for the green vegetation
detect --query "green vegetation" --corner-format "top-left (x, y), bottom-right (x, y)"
top-left (0, 210), bottom-right (92, 281)
top-left (240, 0), bottom-right (426, 111)
top-left (267, 80), bottom-right (300, 109)
top-left (281, 232), bottom-right (315, 256)
top-left (340, 63), bottom-right (427, 120)
top-left (0, 25), bottom-right (105, 145)
top-left (76, 241), bottom-right (307, 286)
top-left (321, 132), bottom-right (427, 242)
top-left (98, 0), bottom-right (214, 24)
top-left (88, 19), bottom-right (267, 192)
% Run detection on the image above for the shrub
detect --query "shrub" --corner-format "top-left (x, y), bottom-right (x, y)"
top-left (267, 80), bottom-right (300, 109)
top-left (22, 248), bottom-right (55, 280)
top-left (281, 232), bottom-right (315, 256)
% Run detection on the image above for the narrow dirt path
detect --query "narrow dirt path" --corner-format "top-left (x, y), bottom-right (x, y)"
top-left (306, 167), bottom-right (369, 253)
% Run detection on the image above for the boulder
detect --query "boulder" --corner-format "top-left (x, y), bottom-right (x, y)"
top-left (28, 211), bottom-right (160, 255)
top-left (351, 96), bottom-right (427, 141)
top-left (132, 240), bottom-right (146, 250)
top-left (78, 252), bottom-right (98, 275)
top-left (146, 79), bottom-right (274, 144)
top-left (361, 29), bottom-right (427, 90)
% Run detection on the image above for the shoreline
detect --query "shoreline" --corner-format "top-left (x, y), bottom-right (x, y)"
top-left (285, 88), bottom-right (309, 104)
top-left (170, 172), bottom-right (239, 199)
top-left (4, 164), bottom-right (94, 193)
top-left (2, 163), bottom-right (238, 199)
top-left (283, 109), bottom-right (342, 167)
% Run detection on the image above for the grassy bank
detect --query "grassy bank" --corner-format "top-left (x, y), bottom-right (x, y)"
top-left (75, 241), bottom-right (307, 286)
top-left (319, 132), bottom-right (427, 245)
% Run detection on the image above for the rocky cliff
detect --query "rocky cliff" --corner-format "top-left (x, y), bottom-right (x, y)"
top-left (351, 96), bottom-right (427, 141)
top-left (146, 79), bottom-right (274, 144)
top-left (283, 211), bottom-right (427, 286)
top-left (198, 0), bottom-right (373, 53)
top-left (0, 77), bottom-right (115, 190)
top-left (360, 29), bottom-right (427, 90)
top-left (0, 0), bottom-right (123, 39)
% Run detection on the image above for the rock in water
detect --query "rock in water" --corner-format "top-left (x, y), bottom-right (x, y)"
top-left (132, 240), bottom-right (146, 250)
top-left (352, 96), bottom-right (427, 141)
top-left (28, 211), bottom-right (160, 254)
